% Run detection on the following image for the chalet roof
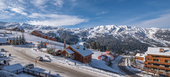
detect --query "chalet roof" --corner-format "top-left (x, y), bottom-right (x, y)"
top-left (0, 37), bottom-right (8, 43)
top-left (70, 45), bottom-right (93, 57)
top-left (2, 63), bottom-right (23, 72)
top-left (65, 49), bottom-right (74, 54)
top-left (6, 27), bottom-right (17, 29)
top-left (146, 47), bottom-right (170, 56)
top-left (135, 53), bottom-right (145, 57)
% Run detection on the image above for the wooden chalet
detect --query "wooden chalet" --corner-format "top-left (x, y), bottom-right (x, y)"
top-left (144, 47), bottom-right (170, 77)
top-left (31, 30), bottom-right (56, 41)
top-left (31, 30), bottom-right (42, 37)
top-left (6, 27), bottom-right (25, 32)
top-left (135, 53), bottom-right (145, 61)
top-left (62, 49), bottom-right (75, 59)
top-left (62, 45), bottom-right (93, 63)
top-left (6, 27), bottom-right (18, 31)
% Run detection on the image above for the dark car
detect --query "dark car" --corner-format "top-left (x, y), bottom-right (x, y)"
top-left (24, 64), bottom-right (34, 69)
top-left (36, 56), bottom-right (43, 61)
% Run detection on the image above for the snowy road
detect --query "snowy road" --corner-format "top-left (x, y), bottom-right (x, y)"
top-left (0, 46), bottom-right (102, 77)
top-left (118, 57), bottom-right (141, 77)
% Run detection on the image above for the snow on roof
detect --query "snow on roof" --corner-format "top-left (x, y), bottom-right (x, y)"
top-left (146, 47), bottom-right (170, 56)
top-left (7, 38), bottom-right (13, 40)
top-left (6, 27), bottom-right (16, 29)
top-left (0, 37), bottom-right (8, 43)
top-left (2, 63), bottom-right (23, 72)
top-left (65, 49), bottom-right (74, 54)
top-left (135, 53), bottom-right (145, 57)
top-left (70, 45), bottom-right (93, 57)
top-left (0, 70), bottom-right (18, 77)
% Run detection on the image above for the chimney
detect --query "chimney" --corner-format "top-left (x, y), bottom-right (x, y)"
top-left (76, 45), bottom-right (79, 49)
top-left (159, 48), bottom-right (164, 52)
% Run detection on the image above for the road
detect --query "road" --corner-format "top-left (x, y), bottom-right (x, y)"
top-left (118, 57), bottom-right (141, 77)
top-left (0, 46), bottom-right (104, 77)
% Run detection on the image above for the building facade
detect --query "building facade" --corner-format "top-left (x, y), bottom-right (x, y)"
top-left (6, 27), bottom-right (25, 32)
top-left (62, 45), bottom-right (93, 63)
top-left (31, 30), bottom-right (56, 41)
top-left (144, 47), bottom-right (170, 76)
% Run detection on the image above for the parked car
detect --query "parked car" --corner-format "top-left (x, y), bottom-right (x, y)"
top-left (24, 64), bottom-right (34, 69)
top-left (1, 48), bottom-right (5, 52)
top-left (36, 56), bottom-right (43, 61)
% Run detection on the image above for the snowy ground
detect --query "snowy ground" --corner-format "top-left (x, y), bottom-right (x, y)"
top-left (0, 30), bottom-right (125, 77)
top-left (124, 58), bottom-right (153, 77)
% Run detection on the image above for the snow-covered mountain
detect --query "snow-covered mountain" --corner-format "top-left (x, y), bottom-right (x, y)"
top-left (0, 21), bottom-right (170, 51)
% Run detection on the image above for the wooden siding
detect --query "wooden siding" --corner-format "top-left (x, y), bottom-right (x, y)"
top-left (144, 54), bottom-right (170, 76)
top-left (66, 46), bottom-right (92, 63)
top-left (31, 30), bottom-right (56, 41)
top-left (136, 57), bottom-right (144, 60)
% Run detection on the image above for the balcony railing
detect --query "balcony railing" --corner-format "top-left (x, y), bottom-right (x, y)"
top-left (145, 65), bottom-right (170, 71)
top-left (145, 60), bottom-right (170, 65)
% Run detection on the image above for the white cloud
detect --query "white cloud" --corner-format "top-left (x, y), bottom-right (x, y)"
top-left (136, 13), bottom-right (170, 28)
top-left (0, 0), bottom-right (28, 16)
top-left (52, 0), bottom-right (64, 8)
top-left (27, 13), bottom-right (88, 26)
top-left (10, 7), bottom-right (27, 16)
top-left (0, 0), bottom-right (88, 27)
top-left (0, 0), bottom-right (5, 10)
top-left (30, 0), bottom-right (48, 7)
top-left (96, 11), bottom-right (108, 15)
top-left (18, 0), bottom-right (25, 4)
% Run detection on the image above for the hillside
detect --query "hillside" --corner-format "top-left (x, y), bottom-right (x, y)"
top-left (0, 21), bottom-right (170, 52)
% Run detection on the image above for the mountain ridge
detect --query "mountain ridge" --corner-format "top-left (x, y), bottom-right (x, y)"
top-left (0, 21), bottom-right (170, 52)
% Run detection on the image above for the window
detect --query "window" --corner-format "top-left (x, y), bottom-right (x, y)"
top-left (153, 59), bottom-right (160, 62)
top-left (165, 60), bottom-right (169, 63)
top-left (80, 55), bottom-right (82, 58)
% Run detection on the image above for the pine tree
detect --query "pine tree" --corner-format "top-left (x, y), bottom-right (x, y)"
top-left (16, 36), bottom-right (19, 45)
top-left (92, 42), bottom-right (97, 49)
top-left (19, 35), bottom-right (21, 45)
top-left (106, 46), bottom-right (110, 51)
top-left (86, 45), bottom-right (90, 49)
top-left (122, 47), bottom-right (125, 53)
top-left (134, 51), bottom-right (137, 56)
top-left (11, 37), bottom-right (15, 45)
top-left (97, 41), bottom-right (101, 51)
top-left (21, 33), bottom-right (25, 45)
top-left (40, 41), bottom-right (43, 47)
top-left (90, 42), bottom-right (92, 49)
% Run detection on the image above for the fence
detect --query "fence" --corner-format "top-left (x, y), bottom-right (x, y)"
top-left (13, 68), bottom-right (58, 77)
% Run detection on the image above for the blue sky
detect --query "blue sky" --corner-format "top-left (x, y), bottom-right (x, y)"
top-left (0, 0), bottom-right (170, 28)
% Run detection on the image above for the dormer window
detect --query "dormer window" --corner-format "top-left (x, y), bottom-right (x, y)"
top-left (159, 48), bottom-right (164, 53)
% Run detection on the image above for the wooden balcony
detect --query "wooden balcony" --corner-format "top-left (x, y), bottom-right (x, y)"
top-left (145, 60), bottom-right (170, 65)
top-left (145, 65), bottom-right (170, 71)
